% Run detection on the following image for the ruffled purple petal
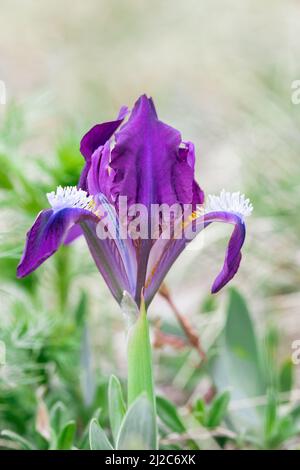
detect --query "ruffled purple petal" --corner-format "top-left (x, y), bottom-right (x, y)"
top-left (110, 95), bottom-right (202, 208)
top-left (178, 142), bottom-right (204, 205)
top-left (80, 106), bottom-right (128, 160)
top-left (87, 141), bottom-right (114, 200)
top-left (79, 106), bottom-right (128, 191)
top-left (17, 208), bottom-right (95, 278)
top-left (143, 211), bottom-right (246, 305)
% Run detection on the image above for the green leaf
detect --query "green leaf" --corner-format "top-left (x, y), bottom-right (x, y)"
top-left (279, 359), bottom-right (293, 393)
top-left (74, 291), bottom-right (88, 326)
top-left (50, 401), bottom-right (67, 434)
top-left (263, 391), bottom-right (295, 449)
top-left (56, 421), bottom-right (76, 450)
top-left (0, 154), bottom-right (13, 189)
top-left (286, 406), bottom-right (300, 441)
top-left (89, 418), bottom-right (113, 450)
top-left (265, 325), bottom-right (279, 353)
top-left (156, 396), bottom-right (185, 433)
top-left (108, 375), bottom-right (126, 445)
top-left (193, 399), bottom-right (206, 425)
top-left (78, 408), bottom-right (101, 450)
top-left (225, 289), bottom-right (262, 370)
top-left (210, 288), bottom-right (266, 431)
top-left (117, 394), bottom-right (157, 450)
top-left (1, 430), bottom-right (35, 450)
top-left (276, 415), bottom-right (294, 444)
top-left (264, 390), bottom-right (277, 440)
top-left (206, 391), bottom-right (230, 428)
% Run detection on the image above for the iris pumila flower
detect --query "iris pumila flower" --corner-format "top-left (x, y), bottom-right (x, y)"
top-left (17, 95), bottom-right (252, 308)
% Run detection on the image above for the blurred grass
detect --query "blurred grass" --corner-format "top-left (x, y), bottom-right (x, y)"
top-left (0, 0), bottom-right (300, 449)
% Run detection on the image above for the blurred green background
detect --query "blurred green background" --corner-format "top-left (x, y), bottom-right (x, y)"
top-left (0, 0), bottom-right (300, 450)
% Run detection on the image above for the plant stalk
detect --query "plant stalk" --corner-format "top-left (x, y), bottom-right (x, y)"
top-left (127, 297), bottom-right (156, 413)
top-left (123, 292), bottom-right (158, 449)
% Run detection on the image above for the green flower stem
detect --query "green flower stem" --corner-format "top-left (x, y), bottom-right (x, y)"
top-left (127, 297), bottom-right (156, 413)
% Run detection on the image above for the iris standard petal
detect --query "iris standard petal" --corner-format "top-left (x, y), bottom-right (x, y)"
top-left (80, 106), bottom-right (128, 160)
top-left (178, 141), bottom-right (204, 205)
top-left (17, 207), bottom-right (95, 278)
top-left (79, 106), bottom-right (128, 191)
top-left (87, 142), bottom-right (114, 200)
top-left (110, 95), bottom-right (201, 208)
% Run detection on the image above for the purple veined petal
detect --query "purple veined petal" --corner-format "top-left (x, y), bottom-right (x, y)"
top-left (80, 105), bottom-right (128, 160)
top-left (110, 95), bottom-right (201, 208)
top-left (86, 145), bottom-right (103, 196)
top-left (17, 207), bottom-right (96, 278)
top-left (87, 142), bottom-right (114, 200)
top-left (64, 224), bottom-right (83, 245)
top-left (80, 215), bottom-right (136, 304)
top-left (143, 210), bottom-right (246, 306)
top-left (134, 238), bottom-right (153, 306)
top-left (178, 141), bottom-right (204, 205)
top-left (96, 193), bottom-right (137, 297)
top-left (79, 106), bottom-right (128, 191)
top-left (192, 181), bottom-right (205, 206)
top-left (208, 212), bottom-right (245, 293)
top-left (17, 202), bottom-right (135, 304)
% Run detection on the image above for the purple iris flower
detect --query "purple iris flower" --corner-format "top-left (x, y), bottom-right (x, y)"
top-left (17, 95), bottom-right (252, 307)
